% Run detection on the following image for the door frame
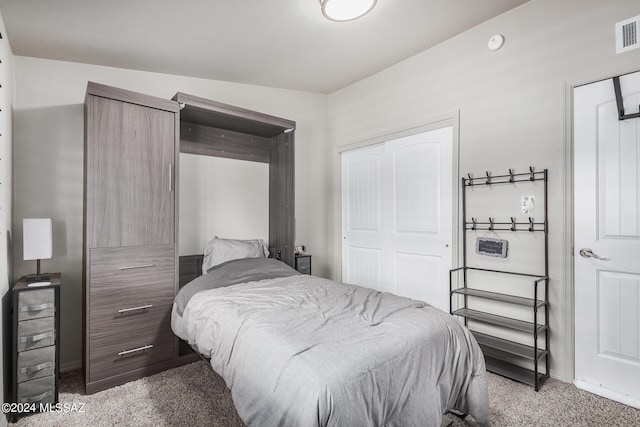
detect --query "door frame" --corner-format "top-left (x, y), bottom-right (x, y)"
top-left (565, 66), bottom-right (640, 383)
top-left (330, 111), bottom-right (461, 293)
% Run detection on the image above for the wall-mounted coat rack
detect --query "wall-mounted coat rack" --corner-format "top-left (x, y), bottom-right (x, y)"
top-left (613, 76), bottom-right (640, 120)
top-left (467, 216), bottom-right (544, 232)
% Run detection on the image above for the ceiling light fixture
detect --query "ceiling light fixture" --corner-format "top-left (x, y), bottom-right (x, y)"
top-left (320, 0), bottom-right (377, 22)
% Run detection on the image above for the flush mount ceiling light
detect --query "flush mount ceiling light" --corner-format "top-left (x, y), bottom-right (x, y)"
top-left (320, 0), bottom-right (377, 22)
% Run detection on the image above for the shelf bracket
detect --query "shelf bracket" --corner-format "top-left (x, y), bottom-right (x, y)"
top-left (613, 76), bottom-right (640, 120)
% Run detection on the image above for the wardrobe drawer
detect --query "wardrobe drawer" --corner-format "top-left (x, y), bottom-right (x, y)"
top-left (17, 318), bottom-right (55, 352)
top-left (88, 319), bottom-right (174, 382)
top-left (89, 245), bottom-right (175, 284)
top-left (17, 347), bottom-right (55, 383)
top-left (17, 375), bottom-right (55, 404)
top-left (17, 289), bottom-right (55, 321)
top-left (89, 296), bottom-right (173, 337)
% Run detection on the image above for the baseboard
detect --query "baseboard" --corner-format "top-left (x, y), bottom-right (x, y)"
top-left (574, 379), bottom-right (640, 409)
top-left (60, 360), bottom-right (83, 373)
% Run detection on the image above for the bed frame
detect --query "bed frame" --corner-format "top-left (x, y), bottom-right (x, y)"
top-left (173, 92), bottom-right (296, 269)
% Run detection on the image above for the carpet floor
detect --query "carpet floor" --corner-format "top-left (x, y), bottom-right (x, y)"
top-left (12, 361), bottom-right (640, 426)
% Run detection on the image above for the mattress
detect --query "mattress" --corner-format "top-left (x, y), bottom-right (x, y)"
top-left (171, 258), bottom-right (489, 426)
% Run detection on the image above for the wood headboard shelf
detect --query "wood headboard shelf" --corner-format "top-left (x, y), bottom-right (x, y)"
top-left (173, 92), bottom-right (296, 268)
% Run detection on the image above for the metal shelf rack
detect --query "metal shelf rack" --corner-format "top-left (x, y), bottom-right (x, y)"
top-left (450, 167), bottom-right (549, 391)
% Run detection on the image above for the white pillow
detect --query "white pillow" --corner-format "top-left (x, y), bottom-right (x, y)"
top-left (202, 237), bottom-right (269, 274)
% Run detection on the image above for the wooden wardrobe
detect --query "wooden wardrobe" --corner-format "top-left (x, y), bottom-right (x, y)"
top-left (83, 82), bottom-right (295, 393)
top-left (83, 82), bottom-right (193, 394)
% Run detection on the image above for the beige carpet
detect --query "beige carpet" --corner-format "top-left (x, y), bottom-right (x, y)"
top-left (12, 361), bottom-right (640, 426)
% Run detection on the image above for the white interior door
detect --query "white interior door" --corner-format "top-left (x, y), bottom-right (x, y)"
top-left (574, 71), bottom-right (640, 408)
top-left (341, 127), bottom-right (453, 311)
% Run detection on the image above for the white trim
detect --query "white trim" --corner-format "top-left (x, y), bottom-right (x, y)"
top-left (330, 111), bottom-right (460, 285)
top-left (563, 81), bottom-right (575, 383)
top-left (574, 379), bottom-right (640, 410)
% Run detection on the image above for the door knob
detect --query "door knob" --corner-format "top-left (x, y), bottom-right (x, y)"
top-left (579, 248), bottom-right (606, 260)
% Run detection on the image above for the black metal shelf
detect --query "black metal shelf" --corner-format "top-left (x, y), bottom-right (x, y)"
top-left (472, 331), bottom-right (547, 361)
top-left (451, 288), bottom-right (546, 308)
top-left (452, 308), bottom-right (546, 334)
top-left (451, 167), bottom-right (549, 391)
top-left (484, 355), bottom-right (548, 388)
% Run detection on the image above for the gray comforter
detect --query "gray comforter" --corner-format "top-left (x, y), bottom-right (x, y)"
top-left (172, 258), bottom-right (489, 426)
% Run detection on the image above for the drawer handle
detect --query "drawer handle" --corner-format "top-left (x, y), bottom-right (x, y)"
top-left (118, 344), bottom-right (153, 356)
top-left (119, 264), bottom-right (155, 271)
top-left (20, 390), bottom-right (52, 403)
top-left (20, 331), bottom-right (54, 344)
top-left (117, 304), bottom-right (153, 314)
top-left (20, 361), bottom-right (53, 374)
top-left (19, 303), bottom-right (53, 313)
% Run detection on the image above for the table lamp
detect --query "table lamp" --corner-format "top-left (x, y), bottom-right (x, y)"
top-left (23, 218), bottom-right (52, 283)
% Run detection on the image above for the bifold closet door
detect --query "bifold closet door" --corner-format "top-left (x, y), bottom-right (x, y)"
top-left (87, 96), bottom-right (175, 248)
top-left (341, 127), bottom-right (453, 311)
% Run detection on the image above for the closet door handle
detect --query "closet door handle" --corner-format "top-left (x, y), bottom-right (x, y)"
top-left (118, 264), bottom-right (154, 271)
top-left (169, 163), bottom-right (173, 192)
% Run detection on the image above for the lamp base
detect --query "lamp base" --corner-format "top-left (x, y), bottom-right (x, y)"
top-left (22, 273), bottom-right (51, 283)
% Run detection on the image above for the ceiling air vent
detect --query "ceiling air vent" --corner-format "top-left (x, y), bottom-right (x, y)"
top-left (616, 15), bottom-right (640, 54)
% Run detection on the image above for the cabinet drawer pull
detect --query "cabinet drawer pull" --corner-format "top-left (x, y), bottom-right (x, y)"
top-left (19, 303), bottom-right (53, 313)
top-left (21, 390), bottom-right (52, 403)
top-left (118, 264), bottom-right (154, 271)
top-left (117, 304), bottom-right (153, 314)
top-left (118, 344), bottom-right (153, 356)
top-left (20, 331), bottom-right (54, 344)
top-left (20, 362), bottom-right (53, 374)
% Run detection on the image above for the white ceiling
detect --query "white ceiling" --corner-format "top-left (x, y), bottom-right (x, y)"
top-left (0, 0), bottom-right (528, 94)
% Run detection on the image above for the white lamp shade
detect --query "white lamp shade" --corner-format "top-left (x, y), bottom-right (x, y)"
top-left (23, 218), bottom-right (53, 261)
top-left (320, 0), bottom-right (377, 21)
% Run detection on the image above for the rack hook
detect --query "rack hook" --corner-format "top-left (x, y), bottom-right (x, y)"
top-left (509, 169), bottom-right (515, 183)
top-left (528, 217), bottom-right (534, 232)
top-left (467, 173), bottom-right (473, 186)
top-left (471, 217), bottom-right (477, 230)
top-left (529, 166), bottom-right (535, 181)
top-left (485, 171), bottom-right (491, 185)
top-left (510, 217), bottom-right (517, 231)
top-left (488, 217), bottom-right (494, 231)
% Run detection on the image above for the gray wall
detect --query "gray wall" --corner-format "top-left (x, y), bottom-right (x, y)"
top-left (0, 12), bottom-right (12, 425)
top-left (327, 0), bottom-right (640, 382)
top-left (11, 58), bottom-right (329, 370)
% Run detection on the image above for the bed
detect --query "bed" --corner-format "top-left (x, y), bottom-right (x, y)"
top-left (171, 241), bottom-right (489, 427)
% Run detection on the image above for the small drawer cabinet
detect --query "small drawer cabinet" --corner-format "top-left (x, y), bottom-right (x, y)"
top-left (11, 273), bottom-right (61, 419)
top-left (295, 254), bottom-right (311, 275)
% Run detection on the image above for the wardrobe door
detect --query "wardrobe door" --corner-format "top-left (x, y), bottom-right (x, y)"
top-left (87, 96), bottom-right (175, 248)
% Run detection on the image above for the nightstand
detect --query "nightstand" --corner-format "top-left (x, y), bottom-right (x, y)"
top-left (295, 254), bottom-right (311, 275)
top-left (10, 273), bottom-right (61, 420)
